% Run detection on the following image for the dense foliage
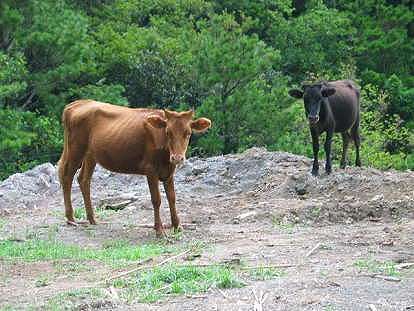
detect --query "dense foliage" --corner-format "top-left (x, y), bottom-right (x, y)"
top-left (0, 0), bottom-right (413, 179)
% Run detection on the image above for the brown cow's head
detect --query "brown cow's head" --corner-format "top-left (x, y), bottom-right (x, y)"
top-left (146, 110), bottom-right (211, 165)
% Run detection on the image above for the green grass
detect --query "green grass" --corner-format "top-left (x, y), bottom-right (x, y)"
top-left (53, 261), bottom-right (93, 274)
top-left (354, 258), bottom-right (400, 277)
top-left (0, 218), bottom-right (6, 231)
top-left (0, 238), bottom-right (176, 264)
top-left (73, 205), bottom-right (115, 220)
top-left (247, 266), bottom-right (285, 281)
top-left (271, 215), bottom-right (296, 234)
top-left (113, 264), bottom-right (244, 303)
top-left (35, 276), bottom-right (51, 287)
top-left (138, 264), bottom-right (244, 302)
top-left (45, 288), bottom-right (107, 311)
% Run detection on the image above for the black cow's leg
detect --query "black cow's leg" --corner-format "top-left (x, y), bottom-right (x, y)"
top-left (352, 126), bottom-right (361, 167)
top-left (324, 130), bottom-right (334, 174)
top-left (340, 132), bottom-right (350, 169)
top-left (311, 130), bottom-right (320, 176)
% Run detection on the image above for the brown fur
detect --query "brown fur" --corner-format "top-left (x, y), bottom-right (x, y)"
top-left (58, 100), bottom-right (211, 236)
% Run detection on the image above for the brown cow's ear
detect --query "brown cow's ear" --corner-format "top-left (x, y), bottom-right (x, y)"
top-left (321, 87), bottom-right (336, 97)
top-left (191, 118), bottom-right (211, 133)
top-left (164, 109), bottom-right (173, 119)
top-left (146, 115), bottom-right (167, 129)
top-left (181, 110), bottom-right (194, 119)
top-left (288, 89), bottom-right (304, 99)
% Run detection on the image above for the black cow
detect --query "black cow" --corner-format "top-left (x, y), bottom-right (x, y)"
top-left (289, 80), bottom-right (361, 176)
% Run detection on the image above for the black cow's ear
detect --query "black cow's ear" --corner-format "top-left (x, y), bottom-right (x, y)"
top-left (321, 87), bottom-right (336, 97)
top-left (288, 89), bottom-right (304, 99)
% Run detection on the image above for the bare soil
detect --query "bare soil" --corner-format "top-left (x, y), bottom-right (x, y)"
top-left (0, 148), bottom-right (413, 310)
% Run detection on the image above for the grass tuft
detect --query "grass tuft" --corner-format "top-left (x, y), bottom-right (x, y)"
top-left (354, 258), bottom-right (400, 276)
top-left (247, 266), bottom-right (285, 281)
top-left (134, 264), bottom-right (244, 302)
top-left (45, 288), bottom-right (107, 311)
top-left (0, 238), bottom-right (176, 264)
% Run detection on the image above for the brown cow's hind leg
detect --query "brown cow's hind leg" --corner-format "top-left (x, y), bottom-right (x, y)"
top-left (59, 156), bottom-right (82, 225)
top-left (77, 156), bottom-right (97, 225)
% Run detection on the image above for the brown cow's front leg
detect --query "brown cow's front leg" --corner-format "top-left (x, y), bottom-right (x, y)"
top-left (147, 176), bottom-right (165, 237)
top-left (163, 176), bottom-right (181, 232)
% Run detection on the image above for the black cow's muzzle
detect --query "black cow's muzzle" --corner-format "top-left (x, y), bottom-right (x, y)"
top-left (308, 115), bottom-right (319, 124)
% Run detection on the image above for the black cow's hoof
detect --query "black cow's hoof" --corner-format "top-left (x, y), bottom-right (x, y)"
top-left (311, 170), bottom-right (319, 176)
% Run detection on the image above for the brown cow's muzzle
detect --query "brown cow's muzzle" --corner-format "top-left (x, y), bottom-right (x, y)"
top-left (170, 154), bottom-right (185, 165)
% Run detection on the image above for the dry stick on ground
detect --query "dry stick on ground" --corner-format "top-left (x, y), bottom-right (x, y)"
top-left (240, 264), bottom-right (297, 270)
top-left (98, 249), bottom-right (192, 285)
top-left (306, 243), bottom-right (321, 258)
top-left (372, 274), bottom-right (401, 282)
top-left (217, 287), bottom-right (230, 300)
top-left (368, 304), bottom-right (378, 311)
top-left (396, 262), bottom-right (414, 270)
top-left (252, 288), bottom-right (268, 311)
top-left (169, 263), bottom-right (297, 269)
top-left (134, 223), bottom-right (197, 230)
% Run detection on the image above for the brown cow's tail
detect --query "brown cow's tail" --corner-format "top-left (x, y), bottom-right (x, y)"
top-left (58, 107), bottom-right (71, 187)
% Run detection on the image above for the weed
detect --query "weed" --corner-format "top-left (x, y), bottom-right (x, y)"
top-left (35, 276), bottom-right (50, 287)
top-left (45, 288), bottom-right (107, 311)
top-left (73, 205), bottom-right (115, 221)
top-left (53, 261), bottom-right (93, 275)
top-left (354, 258), bottom-right (400, 277)
top-left (0, 218), bottom-right (6, 231)
top-left (311, 207), bottom-right (321, 218)
top-left (247, 266), bottom-right (284, 281)
top-left (323, 304), bottom-right (336, 311)
top-left (272, 216), bottom-right (296, 234)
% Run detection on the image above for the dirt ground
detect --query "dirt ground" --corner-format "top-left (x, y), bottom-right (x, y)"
top-left (0, 148), bottom-right (413, 310)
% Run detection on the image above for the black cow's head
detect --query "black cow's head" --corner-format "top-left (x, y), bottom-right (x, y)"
top-left (289, 83), bottom-right (336, 125)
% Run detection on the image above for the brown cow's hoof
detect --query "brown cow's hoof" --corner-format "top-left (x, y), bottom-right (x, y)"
top-left (155, 229), bottom-right (167, 238)
top-left (66, 220), bottom-right (78, 226)
top-left (173, 225), bottom-right (183, 233)
top-left (88, 218), bottom-right (98, 225)
top-left (66, 220), bottom-right (92, 226)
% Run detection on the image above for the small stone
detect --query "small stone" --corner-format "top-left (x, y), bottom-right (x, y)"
top-left (295, 183), bottom-right (307, 195)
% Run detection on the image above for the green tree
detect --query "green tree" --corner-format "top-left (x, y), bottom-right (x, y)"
top-left (185, 14), bottom-right (280, 153)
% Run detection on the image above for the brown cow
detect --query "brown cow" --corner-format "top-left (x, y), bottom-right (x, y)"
top-left (58, 100), bottom-right (211, 237)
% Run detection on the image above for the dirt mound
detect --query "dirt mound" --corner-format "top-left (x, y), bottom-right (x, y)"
top-left (1, 148), bottom-right (414, 310)
top-left (1, 147), bottom-right (413, 224)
